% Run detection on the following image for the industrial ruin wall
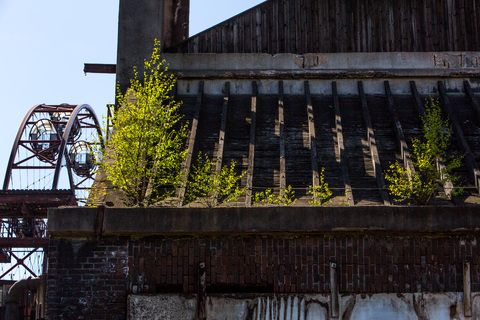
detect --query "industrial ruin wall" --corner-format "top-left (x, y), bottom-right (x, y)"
top-left (46, 206), bottom-right (480, 319)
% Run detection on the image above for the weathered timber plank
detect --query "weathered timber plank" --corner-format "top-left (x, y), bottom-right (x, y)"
top-left (177, 81), bottom-right (204, 206)
top-left (332, 81), bottom-right (354, 205)
top-left (167, 0), bottom-right (475, 54)
top-left (384, 81), bottom-right (414, 172)
top-left (245, 81), bottom-right (258, 206)
top-left (358, 81), bottom-right (390, 205)
top-left (464, 80), bottom-right (480, 126)
top-left (409, 81), bottom-right (426, 115)
top-left (278, 81), bottom-right (287, 193)
top-left (212, 82), bottom-right (230, 205)
top-left (305, 81), bottom-right (320, 191)
top-left (438, 81), bottom-right (480, 192)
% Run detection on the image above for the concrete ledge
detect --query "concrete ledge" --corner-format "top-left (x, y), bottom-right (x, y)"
top-left (173, 69), bottom-right (480, 80)
top-left (164, 52), bottom-right (480, 71)
top-left (48, 206), bottom-right (480, 238)
top-left (48, 207), bottom-right (97, 237)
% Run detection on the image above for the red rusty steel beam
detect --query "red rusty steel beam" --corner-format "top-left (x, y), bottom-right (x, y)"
top-left (83, 63), bottom-right (116, 74)
top-left (0, 190), bottom-right (76, 217)
top-left (0, 249), bottom-right (39, 279)
top-left (0, 238), bottom-right (49, 248)
top-left (12, 166), bottom-right (56, 170)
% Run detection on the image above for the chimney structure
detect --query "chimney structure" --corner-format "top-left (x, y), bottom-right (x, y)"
top-left (116, 0), bottom-right (190, 92)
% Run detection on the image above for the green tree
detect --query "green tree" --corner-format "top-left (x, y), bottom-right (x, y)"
top-left (185, 153), bottom-right (245, 207)
top-left (385, 98), bottom-right (462, 204)
top-left (102, 39), bottom-right (188, 206)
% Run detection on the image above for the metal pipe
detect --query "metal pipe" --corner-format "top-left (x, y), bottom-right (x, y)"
top-left (4, 277), bottom-right (43, 320)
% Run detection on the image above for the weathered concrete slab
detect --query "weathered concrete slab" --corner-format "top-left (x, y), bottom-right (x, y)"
top-left (128, 295), bottom-right (196, 320)
top-left (166, 52), bottom-right (480, 95)
top-left (128, 293), bottom-right (479, 319)
top-left (48, 206), bottom-right (480, 238)
top-left (47, 206), bottom-right (97, 237)
top-left (165, 52), bottom-right (480, 72)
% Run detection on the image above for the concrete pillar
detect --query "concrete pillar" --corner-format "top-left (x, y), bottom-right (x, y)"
top-left (116, 0), bottom-right (190, 93)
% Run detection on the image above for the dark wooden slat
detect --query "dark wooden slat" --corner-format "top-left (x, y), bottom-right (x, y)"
top-left (245, 81), bottom-right (258, 206)
top-left (464, 81), bottom-right (480, 126)
top-left (167, 0), bottom-right (474, 54)
top-left (409, 81), bottom-right (426, 115)
top-left (214, 82), bottom-right (230, 174)
top-left (278, 81), bottom-right (287, 193)
top-left (177, 81), bottom-right (204, 206)
top-left (212, 82), bottom-right (231, 206)
top-left (384, 81), bottom-right (414, 172)
top-left (438, 81), bottom-right (480, 192)
top-left (305, 81), bottom-right (320, 191)
top-left (332, 81), bottom-right (354, 205)
top-left (358, 81), bottom-right (390, 205)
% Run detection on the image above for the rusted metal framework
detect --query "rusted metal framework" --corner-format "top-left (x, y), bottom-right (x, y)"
top-left (0, 104), bottom-right (103, 280)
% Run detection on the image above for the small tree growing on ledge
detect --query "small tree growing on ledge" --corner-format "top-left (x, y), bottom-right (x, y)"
top-left (103, 40), bottom-right (188, 206)
top-left (308, 167), bottom-right (333, 206)
top-left (253, 185), bottom-right (296, 206)
top-left (184, 153), bottom-right (245, 207)
top-left (385, 98), bottom-right (462, 205)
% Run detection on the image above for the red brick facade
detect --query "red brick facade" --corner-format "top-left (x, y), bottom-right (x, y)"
top-left (46, 234), bottom-right (479, 318)
top-left (129, 235), bottom-right (479, 295)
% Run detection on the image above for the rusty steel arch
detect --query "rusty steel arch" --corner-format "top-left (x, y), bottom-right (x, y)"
top-left (0, 103), bottom-right (104, 282)
top-left (51, 104), bottom-right (104, 192)
top-left (3, 104), bottom-right (104, 204)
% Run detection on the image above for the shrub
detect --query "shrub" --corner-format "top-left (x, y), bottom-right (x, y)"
top-left (308, 168), bottom-right (333, 205)
top-left (385, 98), bottom-right (462, 204)
top-left (253, 185), bottom-right (296, 206)
top-left (185, 153), bottom-right (245, 207)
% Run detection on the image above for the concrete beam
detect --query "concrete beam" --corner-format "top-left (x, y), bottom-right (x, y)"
top-left (172, 69), bottom-right (480, 81)
top-left (164, 52), bottom-right (480, 72)
top-left (48, 206), bottom-right (480, 238)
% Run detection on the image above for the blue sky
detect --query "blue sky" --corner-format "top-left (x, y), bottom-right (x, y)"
top-left (0, 0), bottom-right (264, 185)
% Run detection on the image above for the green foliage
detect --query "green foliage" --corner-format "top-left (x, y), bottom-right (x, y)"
top-left (253, 185), bottom-right (296, 206)
top-left (308, 168), bottom-right (333, 205)
top-left (385, 98), bottom-right (462, 205)
top-left (102, 39), bottom-right (188, 206)
top-left (185, 153), bottom-right (245, 207)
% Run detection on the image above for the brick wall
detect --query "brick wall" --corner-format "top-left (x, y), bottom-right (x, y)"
top-left (129, 235), bottom-right (480, 295)
top-left (47, 238), bottom-right (129, 320)
top-left (47, 234), bottom-right (480, 318)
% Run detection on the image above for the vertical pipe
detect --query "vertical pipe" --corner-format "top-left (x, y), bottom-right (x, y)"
top-left (197, 262), bottom-right (206, 320)
top-left (330, 261), bottom-right (339, 319)
top-left (464, 261), bottom-right (472, 317)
